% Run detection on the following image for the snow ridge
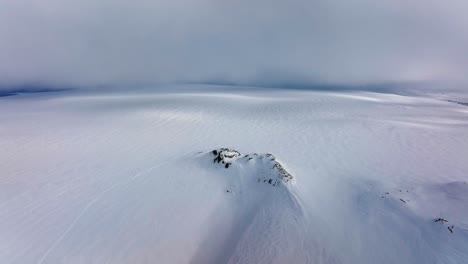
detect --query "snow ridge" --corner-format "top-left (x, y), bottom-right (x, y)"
top-left (210, 148), bottom-right (294, 186)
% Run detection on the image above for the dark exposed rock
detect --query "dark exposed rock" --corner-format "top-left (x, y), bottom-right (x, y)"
top-left (448, 225), bottom-right (454, 233)
top-left (212, 148), bottom-right (241, 164)
top-left (433, 218), bottom-right (455, 233)
top-left (214, 156), bottom-right (222, 163)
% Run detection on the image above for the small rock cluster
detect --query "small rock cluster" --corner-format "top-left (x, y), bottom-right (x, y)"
top-left (380, 188), bottom-right (413, 203)
top-left (212, 148), bottom-right (241, 168)
top-left (272, 159), bottom-right (294, 183)
top-left (434, 218), bottom-right (455, 233)
top-left (381, 187), bottom-right (458, 234)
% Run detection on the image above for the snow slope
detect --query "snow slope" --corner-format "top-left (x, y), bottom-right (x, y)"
top-left (0, 85), bottom-right (467, 263)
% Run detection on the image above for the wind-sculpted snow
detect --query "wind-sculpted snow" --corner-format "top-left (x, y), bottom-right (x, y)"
top-left (191, 149), bottom-right (308, 263)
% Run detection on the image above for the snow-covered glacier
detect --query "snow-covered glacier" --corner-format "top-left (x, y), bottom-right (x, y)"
top-left (1, 84), bottom-right (467, 263)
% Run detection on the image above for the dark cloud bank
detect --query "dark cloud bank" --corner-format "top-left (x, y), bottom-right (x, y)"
top-left (1, 0), bottom-right (467, 91)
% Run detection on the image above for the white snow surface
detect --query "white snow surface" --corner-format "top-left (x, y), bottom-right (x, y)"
top-left (1, 84), bottom-right (468, 263)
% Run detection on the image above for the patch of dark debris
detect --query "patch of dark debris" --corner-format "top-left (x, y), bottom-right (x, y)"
top-left (434, 218), bottom-right (456, 233)
top-left (380, 187), bottom-right (414, 203)
top-left (380, 188), bottom-right (412, 204)
top-left (445, 100), bottom-right (468, 107)
top-left (224, 185), bottom-right (243, 196)
top-left (380, 186), bottom-right (458, 234)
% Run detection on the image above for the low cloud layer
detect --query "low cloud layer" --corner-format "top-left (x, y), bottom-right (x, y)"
top-left (1, 0), bottom-right (467, 89)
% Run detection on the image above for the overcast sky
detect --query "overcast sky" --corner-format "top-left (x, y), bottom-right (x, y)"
top-left (1, 0), bottom-right (467, 89)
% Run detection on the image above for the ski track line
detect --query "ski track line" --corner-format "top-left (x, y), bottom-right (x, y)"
top-left (36, 153), bottom-right (187, 264)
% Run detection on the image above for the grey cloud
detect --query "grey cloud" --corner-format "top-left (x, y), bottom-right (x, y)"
top-left (0, 0), bottom-right (467, 90)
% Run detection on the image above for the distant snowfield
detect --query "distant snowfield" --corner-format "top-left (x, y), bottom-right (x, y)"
top-left (1, 85), bottom-right (467, 263)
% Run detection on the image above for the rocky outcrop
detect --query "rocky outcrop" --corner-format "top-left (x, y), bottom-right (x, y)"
top-left (209, 148), bottom-right (294, 185)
